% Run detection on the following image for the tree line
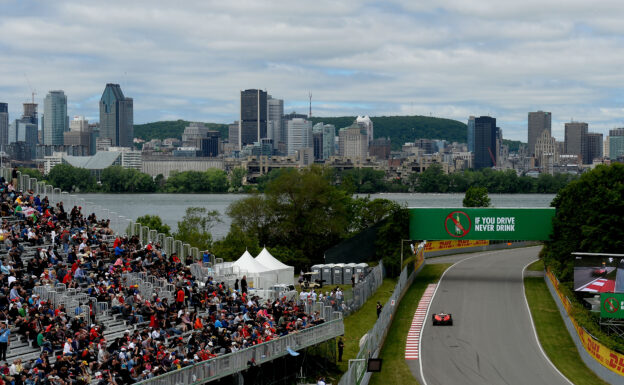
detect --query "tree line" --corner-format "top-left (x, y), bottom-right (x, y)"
top-left (20, 162), bottom-right (577, 195)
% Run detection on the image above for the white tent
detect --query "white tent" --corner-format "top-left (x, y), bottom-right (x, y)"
top-left (255, 248), bottom-right (295, 285)
top-left (233, 250), bottom-right (277, 288)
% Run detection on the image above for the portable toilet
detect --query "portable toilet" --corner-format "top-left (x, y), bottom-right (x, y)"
top-left (311, 264), bottom-right (323, 285)
top-left (343, 263), bottom-right (355, 285)
top-left (354, 263), bottom-right (368, 279)
top-left (321, 264), bottom-right (334, 285)
top-left (332, 264), bottom-right (345, 285)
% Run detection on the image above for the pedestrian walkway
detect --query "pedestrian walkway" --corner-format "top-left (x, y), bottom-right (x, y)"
top-left (405, 284), bottom-right (436, 360)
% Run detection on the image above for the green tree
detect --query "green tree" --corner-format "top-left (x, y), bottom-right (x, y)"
top-left (135, 214), bottom-right (171, 236)
top-left (416, 164), bottom-right (449, 192)
top-left (463, 186), bottom-right (491, 207)
top-left (229, 167), bottom-right (247, 191)
top-left (100, 166), bottom-right (156, 192)
top-left (18, 167), bottom-right (44, 180)
top-left (543, 164), bottom-right (624, 280)
top-left (211, 224), bottom-right (260, 261)
top-left (173, 207), bottom-right (221, 250)
top-left (47, 164), bottom-right (96, 192)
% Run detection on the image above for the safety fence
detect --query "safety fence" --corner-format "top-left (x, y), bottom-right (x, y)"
top-left (122, 272), bottom-right (176, 303)
top-left (310, 262), bottom-right (385, 317)
top-left (546, 269), bottom-right (624, 378)
top-left (338, 246), bottom-right (425, 385)
top-left (33, 284), bottom-right (93, 326)
top-left (134, 317), bottom-right (345, 385)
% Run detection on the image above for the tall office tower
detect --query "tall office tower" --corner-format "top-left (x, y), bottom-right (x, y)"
top-left (585, 132), bottom-right (603, 163)
top-left (0, 103), bottom-right (8, 146)
top-left (369, 138), bottom-right (391, 160)
top-left (239, 89), bottom-right (267, 148)
top-left (43, 90), bottom-right (68, 145)
top-left (608, 128), bottom-right (624, 160)
top-left (467, 116), bottom-right (475, 153)
top-left (414, 138), bottom-right (435, 154)
top-left (564, 122), bottom-right (588, 161)
top-left (100, 84), bottom-right (134, 147)
top-left (339, 123), bottom-right (368, 158)
top-left (228, 121), bottom-right (239, 150)
top-left (267, 95), bottom-right (284, 148)
top-left (474, 116), bottom-right (498, 169)
top-left (313, 131), bottom-right (323, 160)
top-left (312, 123), bottom-right (336, 160)
top-left (528, 111), bottom-right (552, 157)
top-left (355, 116), bottom-right (374, 146)
top-left (286, 118), bottom-right (312, 155)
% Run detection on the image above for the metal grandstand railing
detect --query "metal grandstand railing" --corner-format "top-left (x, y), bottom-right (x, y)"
top-left (134, 317), bottom-right (345, 385)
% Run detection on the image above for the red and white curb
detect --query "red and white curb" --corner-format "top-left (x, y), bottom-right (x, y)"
top-left (405, 284), bottom-right (437, 360)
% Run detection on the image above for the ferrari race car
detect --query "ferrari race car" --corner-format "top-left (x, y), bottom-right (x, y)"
top-left (592, 267), bottom-right (607, 277)
top-left (432, 312), bottom-right (453, 326)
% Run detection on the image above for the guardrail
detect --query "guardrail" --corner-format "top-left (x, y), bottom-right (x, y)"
top-left (134, 317), bottom-right (345, 385)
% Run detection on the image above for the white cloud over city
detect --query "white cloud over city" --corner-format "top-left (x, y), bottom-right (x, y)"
top-left (1, 0), bottom-right (624, 140)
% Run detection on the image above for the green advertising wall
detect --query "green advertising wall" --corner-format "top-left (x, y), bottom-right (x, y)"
top-left (601, 293), bottom-right (624, 319)
top-left (409, 208), bottom-right (555, 241)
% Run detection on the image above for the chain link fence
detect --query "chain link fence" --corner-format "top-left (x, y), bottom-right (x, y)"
top-left (338, 249), bottom-right (424, 385)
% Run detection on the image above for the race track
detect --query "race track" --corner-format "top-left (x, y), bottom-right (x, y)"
top-left (420, 246), bottom-right (571, 385)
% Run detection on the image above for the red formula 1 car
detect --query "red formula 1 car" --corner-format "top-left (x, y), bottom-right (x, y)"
top-left (432, 312), bottom-right (453, 326)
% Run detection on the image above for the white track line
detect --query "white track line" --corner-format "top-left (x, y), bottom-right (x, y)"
top-left (522, 260), bottom-right (574, 385)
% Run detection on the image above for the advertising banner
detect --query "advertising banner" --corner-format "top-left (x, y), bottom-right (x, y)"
top-left (409, 208), bottom-right (555, 240)
top-left (600, 293), bottom-right (624, 319)
top-left (547, 270), bottom-right (624, 376)
top-left (424, 239), bottom-right (489, 252)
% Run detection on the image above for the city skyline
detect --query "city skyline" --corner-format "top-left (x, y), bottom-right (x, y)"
top-left (2, 1), bottom-right (624, 141)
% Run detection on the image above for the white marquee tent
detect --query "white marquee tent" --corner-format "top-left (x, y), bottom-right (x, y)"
top-left (255, 248), bottom-right (295, 285)
top-left (233, 250), bottom-right (278, 289)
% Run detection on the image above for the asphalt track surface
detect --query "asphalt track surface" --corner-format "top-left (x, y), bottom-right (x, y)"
top-left (420, 246), bottom-right (572, 385)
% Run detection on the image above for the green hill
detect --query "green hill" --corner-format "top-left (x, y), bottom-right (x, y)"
top-left (309, 115), bottom-right (467, 150)
top-left (134, 120), bottom-right (229, 141)
top-left (134, 116), bottom-right (526, 152)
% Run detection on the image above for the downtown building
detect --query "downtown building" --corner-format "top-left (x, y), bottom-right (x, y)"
top-left (608, 129), bottom-right (624, 161)
top-left (0, 103), bottom-right (8, 147)
top-left (43, 90), bottom-right (69, 145)
top-left (239, 89), bottom-right (268, 149)
top-left (100, 84), bottom-right (134, 148)
top-left (338, 123), bottom-right (368, 159)
top-left (473, 116), bottom-right (499, 170)
top-left (312, 122), bottom-right (336, 160)
top-left (527, 111), bottom-right (551, 158)
top-left (8, 102), bottom-right (40, 160)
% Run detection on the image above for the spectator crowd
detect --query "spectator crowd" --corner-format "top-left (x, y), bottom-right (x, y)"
top-left (0, 172), bottom-right (327, 385)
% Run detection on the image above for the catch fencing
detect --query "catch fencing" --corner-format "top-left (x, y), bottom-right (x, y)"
top-left (133, 317), bottom-right (345, 385)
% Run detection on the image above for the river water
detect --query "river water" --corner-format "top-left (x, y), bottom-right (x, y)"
top-left (73, 193), bottom-right (556, 239)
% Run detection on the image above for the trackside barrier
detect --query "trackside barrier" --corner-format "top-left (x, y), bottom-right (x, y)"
top-left (338, 246), bottom-right (425, 385)
top-left (546, 269), bottom-right (624, 379)
top-left (133, 318), bottom-right (345, 385)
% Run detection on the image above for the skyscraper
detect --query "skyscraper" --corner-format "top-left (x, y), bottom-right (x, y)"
top-left (0, 103), bottom-right (8, 146)
top-left (474, 116), bottom-right (498, 169)
top-left (312, 123), bottom-right (336, 160)
top-left (99, 84), bottom-right (134, 148)
top-left (286, 118), bottom-right (312, 155)
top-left (239, 89), bottom-right (267, 148)
top-left (467, 116), bottom-right (475, 153)
top-left (528, 111), bottom-right (551, 157)
top-left (585, 132), bottom-right (603, 163)
top-left (564, 122), bottom-right (588, 161)
top-left (339, 124), bottom-right (368, 159)
top-left (267, 96), bottom-right (283, 148)
top-left (43, 90), bottom-right (68, 145)
top-left (355, 116), bottom-right (374, 146)
top-left (608, 129), bottom-right (624, 161)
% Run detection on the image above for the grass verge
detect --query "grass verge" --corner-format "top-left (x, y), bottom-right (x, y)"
top-left (527, 259), bottom-right (545, 271)
top-left (369, 264), bottom-right (452, 385)
top-left (524, 276), bottom-right (610, 385)
top-left (337, 277), bottom-right (398, 373)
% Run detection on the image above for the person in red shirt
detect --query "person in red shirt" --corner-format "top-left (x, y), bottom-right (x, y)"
top-left (176, 288), bottom-right (185, 309)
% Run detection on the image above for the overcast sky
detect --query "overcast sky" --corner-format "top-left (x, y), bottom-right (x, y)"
top-left (2, 0), bottom-right (624, 141)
